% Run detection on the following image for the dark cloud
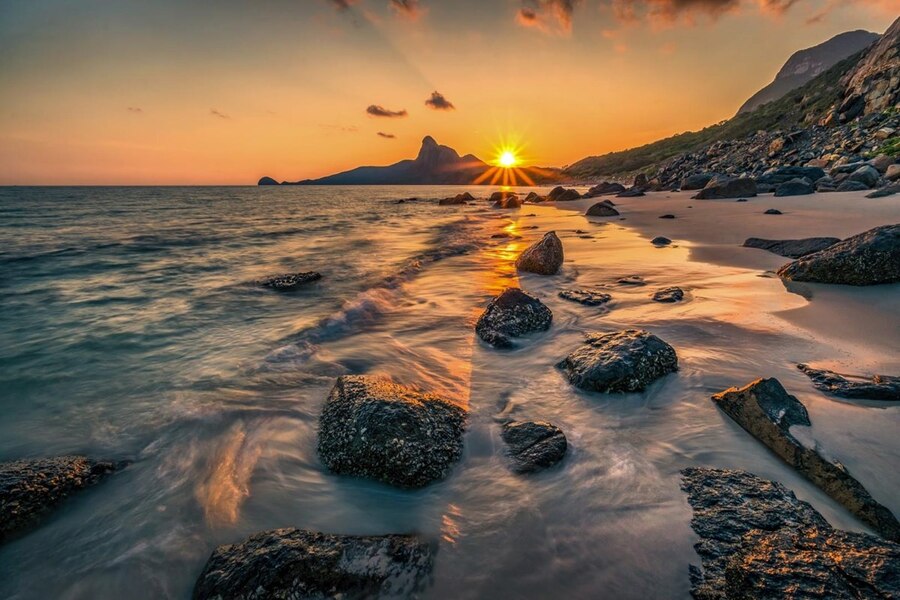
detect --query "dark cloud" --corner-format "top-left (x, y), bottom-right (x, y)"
top-left (377, 131), bottom-right (396, 138)
top-left (516, 0), bottom-right (579, 34)
top-left (606, 0), bottom-right (807, 24)
top-left (210, 108), bottom-right (230, 119)
top-left (366, 104), bottom-right (408, 118)
top-left (126, 106), bottom-right (142, 113)
top-left (389, 0), bottom-right (423, 19)
top-left (424, 91), bottom-right (455, 111)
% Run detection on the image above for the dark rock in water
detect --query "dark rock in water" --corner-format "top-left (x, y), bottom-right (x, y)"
top-left (847, 164), bottom-right (880, 188)
top-left (585, 202), bottom-right (620, 217)
top-left (257, 176), bottom-right (279, 185)
top-left (258, 271), bottom-right (323, 291)
top-left (548, 186), bottom-right (580, 202)
top-left (524, 191), bottom-right (545, 203)
top-left (652, 287), bottom-right (683, 302)
top-left (617, 188), bottom-right (645, 198)
top-left (763, 208), bottom-right (782, 215)
top-left (777, 224), bottom-right (900, 285)
top-left (774, 178), bottom-right (814, 196)
top-left (658, 214), bottom-right (676, 219)
top-left (1, 456), bottom-right (119, 543)
top-left (651, 236), bottom-right (672, 246)
top-left (585, 182), bottom-right (625, 197)
top-left (757, 166), bottom-right (826, 186)
top-left (558, 289), bottom-right (612, 306)
top-left (439, 192), bottom-right (474, 205)
top-left (501, 421), bottom-right (567, 474)
top-left (476, 287), bottom-right (552, 349)
top-left (557, 329), bottom-right (678, 393)
top-left (866, 184), bottom-right (900, 198)
top-left (317, 375), bottom-right (466, 488)
top-left (192, 528), bottom-right (435, 600)
top-left (694, 176), bottom-right (757, 199)
top-left (616, 275), bottom-right (645, 286)
top-left (681, 467), bottom-right (900, 600)
top-left (492, 193), bottom-right (521, 209)
top-left (680, 173), bottom-right (714, 191)
top-left (515, 231), bottom-right (564, 275)
top-left (836, 180), bottom-right (870, 192)
top-left (742, 237), bottom-right (840, 258)
top-left (711, 378), bottom-right (900, 541)
top-left (798, 363), bottom-right (900, 401)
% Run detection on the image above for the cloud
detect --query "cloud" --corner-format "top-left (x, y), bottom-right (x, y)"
top-left (610, 0), bottom-right (740, 25)
top-left (424, 91), bottom-right (455, 111)
top-left (210, 109), bottom-right (230, 119)
top-left (377, 131), bottom-right (396, 138)
top-left (126, 106), bottom-right (142, 113)
top-left (366, 104), bottom-right (408, 117)
top-left (389, 0), bottom-right (424, 19)
top-left (516, 0), bottom-right (580, 35)
top-left (327, 0), bottom-right (359, 10)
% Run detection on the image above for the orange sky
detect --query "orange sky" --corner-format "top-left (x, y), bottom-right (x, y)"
top-left (0, 0), bottom-right (897, 184)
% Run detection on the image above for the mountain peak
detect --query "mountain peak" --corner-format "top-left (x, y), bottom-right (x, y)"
top-left (421, 135), bottom-right (438, 147)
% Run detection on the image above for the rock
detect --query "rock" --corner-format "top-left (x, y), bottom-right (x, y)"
top-left (258, 271), bottom-right (323, 291)
top-left (633, 173), bottom-right (649, 189)
top-left (693, 176), bottom-right (757, 200)
top-left (742, 237), bottom-right (840, 258)
top-left (548, 186), bottom-right (580, 202)
top-left (257, 176), bottom-right (279, 185)
top-left (652, 287), bottom-right (683, 302)
top-left (585, 202), bottom-right (620, 217)
top-left (868, 154), bottom-right (895, 173)
top-left (500, 421), bottom-right (567, 474)
top-left (585, 182), bottom-right (625, 196)
top-left (1, 456), bottom-right (119, 543)
top-left (680, 173), bottom-right (714, 190)
top-left (757, 166), bottom-right (826, 186)
top-left (556, 329), bottom-right (678, 393)
top-left (192, 528), bottom-right (435, 600)
top-left (523, 191), bottom-right (544, 203)
top-left (439, 192), bottom-right (474, 205)
top-left (475, 287), bottom-right (552, 349)
top-left (558, 289), bottom-right (612, 306)
top-left (886, 164), bottom-right (900, 181)
top-left (317, 375), bottom-right (466, 488)
top-left (777, 224), bottom-right (900, 285)
top-left (616, 188), bottom-right (645, 198)
top-left (651, 236), bottom-right (672, 246)
top-left (763, 208), bottom-right (782, 215)
top-left (711, 378), bottom-right (900, 541)
top-left (616, 275), bottom-right (645, 286)
top-left (681, 467), bottom-right (900, 600)
top-left (492, 194), bottom-right (521, 209)
top-left (735, 198), bottom-right (748, 202)
top-left (847, 164), bottom-right (880, 188)
top-left (798, 363), bottom-right (900, 401)
top-left (515, 232), bottom-right (564, 275)
top-left (658, 214), bottom-right (676, 219)
top-left (816, 176), bottom-right (838, 192)
top-left (866, 184), bottom-right (900, 198)
top-left (774, 178), bottom-right (814, 196)
top-left (835, 180), bottom-right (870, 192)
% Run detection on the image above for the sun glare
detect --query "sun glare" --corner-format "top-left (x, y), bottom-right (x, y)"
top-left (498, 150), bottom-right (517, 168)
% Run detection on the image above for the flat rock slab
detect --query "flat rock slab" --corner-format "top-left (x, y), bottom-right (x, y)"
top-left (557, 329), bottom-right (678, 393)
top-left (317, 375), bottom-right (466, 488)
top-left (501, 421), bottom-right (567, 474)
top-left (798, 363), bottom-right (900, 401)
top-left (558, 289), bottom-right (612, 306)
top-left (476, 287), bottom-right (552, 349)
top-left (515, 231), bottom-right (564, 275)
top-left (652, 287), bottom-right (684, 302)
top-left (777, 224), bottom-right (900, 285)
top-left (258, 271), bottom-right (322, 291)
top-left (1, 456), bottom-right (118, 544)
top-left (681, 468), bottom-right (900, 600)
top-left (712, 378), bottom-right (900, 541)
top-left (742, 237), bottom-right (840, 258)
top-left (193, 528), bottom-right (435, 600)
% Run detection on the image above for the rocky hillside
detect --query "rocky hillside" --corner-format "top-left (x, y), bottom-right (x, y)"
top-left (738, 30), bottom-right (879, 115)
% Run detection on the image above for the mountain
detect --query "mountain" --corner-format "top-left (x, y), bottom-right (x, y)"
top-left (737, 30), bottom-right (879, 115)
top-left (837, 17), bottom-right (900, 121)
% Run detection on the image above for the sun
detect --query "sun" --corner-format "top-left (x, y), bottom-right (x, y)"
top-left (498, 150), bottom-right (517, 168)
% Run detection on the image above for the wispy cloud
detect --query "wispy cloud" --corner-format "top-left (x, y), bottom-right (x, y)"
top-left (377, 131), bottom-right (396, 138)
top-left (366, 104), bottom-right (408, 117)
top-left (389, 0), bottom-right (424, 20)
top-left (327, 0), bottom-right (359, 11)
top-left (210, 108), bottom-right (230, 119)
top-left (516, 0), bottom-right (580, 35)
top-left (424, 91), bottom-right (455, 111)
top-left (319, 123), bottom-right (359, 133)
top-left (126, 106), bottom-right (142, 114)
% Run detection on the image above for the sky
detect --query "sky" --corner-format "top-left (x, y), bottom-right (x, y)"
top-left (0, 0), bottom-right (897, 184)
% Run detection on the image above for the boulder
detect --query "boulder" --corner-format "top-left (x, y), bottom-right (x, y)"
top-left (585, 182), bottom-right (625, 197)
top-left (693, 176), bottom-right (757, 200)
top-left (317, 375), bottom-right (466, 488)
top-left (557, 329), bottom-right (678, 393)
top-left (742, 237), bottom-right (840, 258)
top-left (774, 178), bottom-right (814, 196)
top-left (757, 166), bottom-right (826, 186)
top-left (711, 378), bottom-right (900, 541)
top-left (652, 287), bottom-right (683, 302)
top-left (439, 192), bottom-right (474, 205)
top-left (764, 209), bottom-right (782, 215)
top-left (257, 176), bottom-right (279, 185)
top-left (651, 236), bottom-right (672, 246)
top-left (515, 231), bottom-right (564, 275)
top-left (500, 421), bottom-right (567, 474)
top-left (193, 529), bottom-right (435, 600)
top-left (258, 271), bottom-right (323, 291)
top-left (558, 289), bottom-right (612, 306)
top-left (658, 214), bottom-right (676, 219)
top-left (633, 173), bottom-right (649, 189)
top-left (492, 194), bottom-right (521, 209)
top-left (523, 191), bottom-right (545, 203)
top-left (585, 202), bottom-right (620, 217)
top-left (836, 180), bottom-right (870, 192)
top-left (475, 287), bottom-right (552, 349)
top-left (777, 224), bottom-right (900, 285)
top-left (798, 363), bottom-right (900, 401)
top-left (616, 188), bottom-right (645, 198)
top-left (867, 154), bottom-right (895, 173)
top-left (886, 164), bottom-right (900, 181)
top-left (681, 467), bottom-right (900, 600)
top-left (548, 186), bottom-right (580, 202)
top-left (847, 165), bottom-right (880, 188)
top-left (1, 456), bottom-right (119, 543)
top-left (680, 173), bottom-right (714, 191)
top-left (866, 184), bottom-right (900, 198)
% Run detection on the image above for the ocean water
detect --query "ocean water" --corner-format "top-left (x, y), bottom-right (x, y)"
top-left (1, 186), bottom-right (898, 599)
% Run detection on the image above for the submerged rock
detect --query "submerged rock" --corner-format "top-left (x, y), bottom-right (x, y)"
top-left (798, 363), bottom-right (900, 401)
top-left (652, 287), bottom-right (684, 302)
top-left (557, 329), bottom-right (678, 393)
top-left (558, 289), bottom-right (612, 306)
top-left (777, 223), bottom-right (900, 285)
top-left (585, 202), bottom-right (620, 217)
top-left (192, 528), bottom-right (435, 600)
top-left (515, 231), bottom-right (564, 275)
top-left (1, 456), bottom-right (119, 543)
top-left (492, 194), bottom-right (521, 209)
top-left (742, 237), bottom-right (840, 258)
top-left (548, 187), bottom-right (581, 202)
top-left (475, 287), bottom-right (552, 349)
top-left (438, 192), bottom-right (474, 205)
top-left (317, 375), bottom-right (466, 488)
top-left (693, 176), bottom-right (757, 199)
top-left (616, 275), bottom-right (645, 286)
top-left (258, 271), bottom-right (323, 291)
top-left (681, 467), bottom-right (900, 600)
top-left (501, 421), bottom-right (567, 474)
top-left (711, 378), bottom-right (900, 541)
